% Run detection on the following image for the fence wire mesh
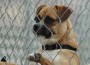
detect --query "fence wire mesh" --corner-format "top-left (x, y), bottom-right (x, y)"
top-left (0, 0), bottom-right (90, 65)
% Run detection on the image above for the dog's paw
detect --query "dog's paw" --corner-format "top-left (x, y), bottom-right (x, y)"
top-left (26, 53), bottom-right (42, 62)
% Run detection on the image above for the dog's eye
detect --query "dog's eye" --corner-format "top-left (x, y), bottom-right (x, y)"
top-left (34, 15), bottom-right (41, 23)
top-left (44, 16), bottom-right (56, 25)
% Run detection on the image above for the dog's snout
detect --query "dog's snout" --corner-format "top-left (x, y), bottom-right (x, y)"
top-left (33, 24), bottom-right (40, 32)
top-left (33, 23), bottom-right (55, 38)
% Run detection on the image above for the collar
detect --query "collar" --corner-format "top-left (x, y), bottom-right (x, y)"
top-left (42, 44), bottom-right (77, 51)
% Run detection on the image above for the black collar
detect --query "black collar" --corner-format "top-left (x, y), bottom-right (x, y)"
top-left (42, 44), bottom-right (77, 51)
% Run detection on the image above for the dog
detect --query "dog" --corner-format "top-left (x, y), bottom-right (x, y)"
top-left (27, 5), bottom-right (80, 65)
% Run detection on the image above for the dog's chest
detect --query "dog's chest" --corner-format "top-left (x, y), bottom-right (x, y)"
top-left (38, 49), bottom-right (62, 63)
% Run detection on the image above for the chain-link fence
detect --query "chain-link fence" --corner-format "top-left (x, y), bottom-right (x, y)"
top-left (0, 0), bottom-right (90, 65)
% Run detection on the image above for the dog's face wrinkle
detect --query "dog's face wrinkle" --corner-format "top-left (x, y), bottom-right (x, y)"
top-left (34, 15), bottom-right (42, 23)
top-left (44, 16), bottom-right (56, 26)
top-left (34, 15), bottom-right (58, 25)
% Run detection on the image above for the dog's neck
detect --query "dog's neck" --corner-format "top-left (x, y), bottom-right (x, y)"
top-left (42, 42), bottom-right (77, 51)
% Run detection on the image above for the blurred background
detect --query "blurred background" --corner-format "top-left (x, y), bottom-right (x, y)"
top-left (0, 0), bottom-right (90, 65)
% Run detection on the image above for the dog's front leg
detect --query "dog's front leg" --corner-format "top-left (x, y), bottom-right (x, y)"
top-left (27, 53), bottom-right (52, 65)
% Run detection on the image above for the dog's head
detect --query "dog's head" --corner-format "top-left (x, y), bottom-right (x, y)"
top-left (33, 5), bottom-right (73, 44)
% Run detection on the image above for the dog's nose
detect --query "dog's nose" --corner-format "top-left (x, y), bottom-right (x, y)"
top-left (33, 24), bottom-right (40, 32)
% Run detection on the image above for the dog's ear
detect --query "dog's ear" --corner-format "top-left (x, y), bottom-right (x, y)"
top-left (36, 5), bottom-right (46, 14)
top-left (55, 6), bottom-right (73, 22)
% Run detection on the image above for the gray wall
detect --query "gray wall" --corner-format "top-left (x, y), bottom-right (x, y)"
top-left (0, 0), bottom-right (90, 65)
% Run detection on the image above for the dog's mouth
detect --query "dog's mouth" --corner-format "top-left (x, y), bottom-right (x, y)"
top-left (33, 24), bottom-right (55, 38)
